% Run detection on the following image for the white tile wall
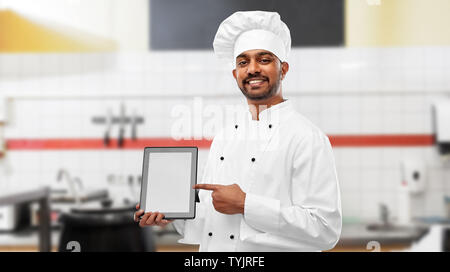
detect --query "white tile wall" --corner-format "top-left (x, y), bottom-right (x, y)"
top-left (1, 47), bottom-right (450, 222)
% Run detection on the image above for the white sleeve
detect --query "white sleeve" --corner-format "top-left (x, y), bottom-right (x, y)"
top-left (172, 219), bottom-right (186, 236)
top-left (174, 202), bottom-right (207, 244)
top-left (243, 131), bottom-right (342, 250)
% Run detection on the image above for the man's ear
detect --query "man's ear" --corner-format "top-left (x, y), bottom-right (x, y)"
top-left (232, 69), bottom-right (237, 80)
top-left (281, 62), bottom-right (289, 80)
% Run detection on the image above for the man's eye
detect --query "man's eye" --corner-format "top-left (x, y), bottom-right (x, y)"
top-left (238, 61), bottom-right (247, 65)
top-left (261, 59), bottom-right (271, 63)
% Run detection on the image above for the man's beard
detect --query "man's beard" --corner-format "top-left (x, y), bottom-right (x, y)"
top-left (238, 71), bottom-right (282, 101)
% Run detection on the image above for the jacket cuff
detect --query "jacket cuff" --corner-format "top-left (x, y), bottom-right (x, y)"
top-left (244, 193), bottom-right (280, 234)
top-left (172, 219), bottom-right (185, 236)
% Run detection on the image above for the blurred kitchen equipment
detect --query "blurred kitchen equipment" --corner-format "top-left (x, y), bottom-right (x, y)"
top-left (56, 169), bottom-right (81, 205)
top-left (397, 159), bottom-right (427, 225)
top-left (432, 100), bottom-right (450, 161)
top-left (366, 203), bottom-right (396, 231)
top-left (107, 173), bottom-right (141, 206)
top-left (401, 159), bottom-right (427, 195)
top-left (92, 105), bottom-right (144, 148)
top-left (406, 224), bottom-right (450, 252)
top-left (131, 109), bottom-right (138, 140)
top-left (47, 170), bottom-right (109, 228)
top-left (0, 206), bottom-right (17, 230)
top-left (0, 187), bottom-right (51, 251)
top-left (445, 196), bottom-right (450, 219)
top-left (72, 177), bottom-right (84, 191)
top-left (58, 205), bottom-right (155, 252)
top-left (380, 203), bottom-right (389, 226)
top-left (128, 175), bottom-right (139, 203)
top-left (54, 169), bottom-right (108, 204)
top-left (107, 174), bottom-right (116, 185)
top-left (397, 185), bottom-right (411, 225)
top-left (0, 203), bottom-right (30, 231)
top-left (104, 108), bottom-right (112, 146)
top-left (118, 103), bottom-right (125, 148)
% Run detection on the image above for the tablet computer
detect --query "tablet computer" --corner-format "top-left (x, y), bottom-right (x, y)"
top-left (140, 146), bottom-right (197, 219)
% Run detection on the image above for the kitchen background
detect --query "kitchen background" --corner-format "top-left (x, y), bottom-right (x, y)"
top-left (0, 0), bottom-right (449, 252)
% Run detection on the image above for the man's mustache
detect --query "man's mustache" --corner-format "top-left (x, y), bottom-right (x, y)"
top-left (242, 75), bottom-right (269, 85)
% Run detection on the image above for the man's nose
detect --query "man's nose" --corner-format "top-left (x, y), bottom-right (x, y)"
top-left (247, 60), bottom-right (261, 74)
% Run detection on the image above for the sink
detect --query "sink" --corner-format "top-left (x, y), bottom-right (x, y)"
top-left (366, 223), bottom-right (429, 238)
top-left (50, 188), bottom-right (109, 203)
top-left (338, 223), bottom-right (431, 247)
top-left (366, 224), bottom-right (415, 232)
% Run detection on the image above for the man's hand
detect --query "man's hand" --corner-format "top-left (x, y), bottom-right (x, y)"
top-left (134, 204), bottom-right (174, 228)
top-left (194, 183), bottom-right (246, 215)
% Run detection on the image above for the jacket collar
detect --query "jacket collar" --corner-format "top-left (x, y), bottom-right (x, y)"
top-left (246, 99), bottom-right (292, 125)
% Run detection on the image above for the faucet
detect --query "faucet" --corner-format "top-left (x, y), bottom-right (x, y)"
top-left (72, 177), bottom-right (84, 192)
top-left (57, 169), bottom-right (81, 205)
top-left (379, 203), bottom-right (390, 226)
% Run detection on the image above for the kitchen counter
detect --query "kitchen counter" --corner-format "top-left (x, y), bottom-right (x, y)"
top-left (0, 226), bottom-right (187, 252)
top-left (335, 223), bottom-right (429, 250)
top-left (0, 222), bottom-right (431, 252)
top-left (0, 228), bottom-right (191, 252)
top-left (145, 223), bottom-right (431, 252)
top-left (0, 228), bottom-right (61, 252)
top-left (0, 186), bottom-right (52, 252)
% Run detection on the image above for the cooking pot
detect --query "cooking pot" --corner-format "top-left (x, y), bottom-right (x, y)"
top-left (58, 203), bottom-right (155, 252)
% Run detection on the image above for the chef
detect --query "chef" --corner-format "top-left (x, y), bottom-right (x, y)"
top-left (134, 10), bottom-right (342, 252)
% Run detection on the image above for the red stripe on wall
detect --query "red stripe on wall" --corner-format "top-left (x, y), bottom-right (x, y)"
top-left (6, 138), bottom-right (213, 150)
top-left (328, 134), bottom-right (435, 147)
top-left (5, 134), bottom-right (434, 150)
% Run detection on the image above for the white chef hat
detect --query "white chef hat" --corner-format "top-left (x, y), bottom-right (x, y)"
top-left (213, 11), bottom-right (291, 66)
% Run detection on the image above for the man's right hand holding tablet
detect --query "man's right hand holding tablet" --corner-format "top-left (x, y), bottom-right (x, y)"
top-left (134, 204), bottom-right (174, 228)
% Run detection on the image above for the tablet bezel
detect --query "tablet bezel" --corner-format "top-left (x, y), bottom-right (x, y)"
top-left (140, 146), bottom-right (197, 220)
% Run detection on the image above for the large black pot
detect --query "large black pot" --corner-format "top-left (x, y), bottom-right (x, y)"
top-left (58, 205), bottom-right (155, 252)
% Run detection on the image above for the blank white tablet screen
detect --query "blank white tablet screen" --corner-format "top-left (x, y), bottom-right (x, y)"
top-left (146, 152), bottom-right (191, 213)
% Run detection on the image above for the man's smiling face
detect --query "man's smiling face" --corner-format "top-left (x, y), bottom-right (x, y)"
top-left (232, 49), bottom-right (288, 101)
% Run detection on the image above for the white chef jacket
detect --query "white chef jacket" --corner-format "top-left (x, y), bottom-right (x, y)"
top-left (173, 99), bottom-right (342, 251)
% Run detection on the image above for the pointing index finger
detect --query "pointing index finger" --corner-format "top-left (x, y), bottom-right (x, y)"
top-left (193, 184), bottom-right (221, 191)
